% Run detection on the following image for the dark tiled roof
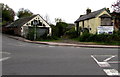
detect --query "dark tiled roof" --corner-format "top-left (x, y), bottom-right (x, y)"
top-left (7, 15), bottom-right (38, 27)
top-left (75, 8), bottom-right (107, 23)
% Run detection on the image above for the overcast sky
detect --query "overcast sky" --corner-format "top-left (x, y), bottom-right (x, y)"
top-left (1, 0), bottom-right (116, 24)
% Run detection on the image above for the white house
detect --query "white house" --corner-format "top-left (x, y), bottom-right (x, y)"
top-left (6, 14), bottom-right (52, 38)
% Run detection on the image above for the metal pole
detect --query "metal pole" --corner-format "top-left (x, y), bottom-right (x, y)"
top-left (33, 20), bottom-right (37, 40)
top-left (34, 25), bottom-right (36, 40)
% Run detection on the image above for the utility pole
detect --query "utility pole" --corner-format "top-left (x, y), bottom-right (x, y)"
top-left (33, 20), bottom-right (38, 40)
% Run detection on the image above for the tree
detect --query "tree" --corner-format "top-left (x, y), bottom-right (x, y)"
top-left (17, 8), bottom-right (33, 18)
top-left (44, 14), bottom-right (51, 24)
top-left (2, 4), bottom-right (15, 26)
top-left (55, 22), bottom-right (68, 37)
top-left (55, 18), bottom-right (62, 23)
top-left (112, 0), bottom-right (120, 13)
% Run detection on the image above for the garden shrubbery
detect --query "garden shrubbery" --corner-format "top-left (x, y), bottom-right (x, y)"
top-left (65, 28), bottom-right (78, 39)
top-left (27, 29), bottom-right (34, 41)
top-left (79, 31), bottom-right (120, 44)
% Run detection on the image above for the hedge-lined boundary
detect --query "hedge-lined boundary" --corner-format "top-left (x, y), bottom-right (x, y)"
top-left (78, 31), bottom-right (120, 45)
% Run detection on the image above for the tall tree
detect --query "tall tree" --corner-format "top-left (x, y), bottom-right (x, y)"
top-left (112, 0), bottom-right (120, 13)
top-left (44, 14), bottom-right (51, 24)
top-left (55, 18), bottom-right (62, 23)
top-left (55, 22), bottom-right (68, 37)
top-left (2, 4), bottom-right (15, 26)
top-left (17, 8), bottom-right (33, 18)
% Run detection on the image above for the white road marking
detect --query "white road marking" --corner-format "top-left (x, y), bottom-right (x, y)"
top-left (108, 61), bottom-right (120, 63)
top-left (91, 55), bottom-right (99, 63)
top-left (104, 56), bottom-right (116, 62)
top-left (91, 55), bottom-right (111, 67)
top-left (97, 62), bottom-right (111, 67)
top-left (103, 69), bottom-right (120, 76)
top-left (0, 52), bottom-right (11, 61)
top-left (93, 55), bottom-right (117, 57)
top-left (91, 55), bottom-right (120, 76)
top-left (0, 57), bottom-right (10, 61)
top-left (0, 52), bottom-right (11, 55)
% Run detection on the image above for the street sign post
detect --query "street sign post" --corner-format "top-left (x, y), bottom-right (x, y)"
top-left (33, 20), bottom-right (38, 40)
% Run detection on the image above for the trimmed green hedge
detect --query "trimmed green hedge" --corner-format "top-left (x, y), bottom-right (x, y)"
top-left (79, 31), bottom-right (120, 44)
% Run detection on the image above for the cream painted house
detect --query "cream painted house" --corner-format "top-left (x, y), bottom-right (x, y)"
top-left (6, 14), bottom-right (52, 38)
top-left (75, 8), bottom-right (113, 35)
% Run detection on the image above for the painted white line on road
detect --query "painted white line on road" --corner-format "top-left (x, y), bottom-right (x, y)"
top-left (108, 61), bottom-right (120, 63)
top-left (0, 52), bottom-right (11, 55)
top-left (104, 56), bottom-right (116, 62)
top-left (0, 57), bottom-right (10, 61)
top-left (91, 55), bottom-right (120, 76)
top-left (97, 62), bottom-right (111, 67)
top-left (93, 55), bottom-right (117, 57)
top-left (91, 55), bottom-right (111, 67)
top-left (103, 69), bottom-right (120, 76)
top-left (91, 55), bottom-right (99, 63)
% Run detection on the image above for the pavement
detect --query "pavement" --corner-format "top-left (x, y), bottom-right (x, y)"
top-left (3, 34), bottom-right (120, 48)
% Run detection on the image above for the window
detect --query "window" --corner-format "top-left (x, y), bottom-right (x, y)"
top-left (100, 14), bottom-right (112, 26)
top-left (38, 20), bottom-right (42, 26)
top-left (101, 18), bottom-right (112, 26)
top-left (43, 24), bottom-right (45, 27)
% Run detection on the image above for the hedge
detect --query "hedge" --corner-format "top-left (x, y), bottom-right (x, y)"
top-left (79, 31), bottom-right (120, 43)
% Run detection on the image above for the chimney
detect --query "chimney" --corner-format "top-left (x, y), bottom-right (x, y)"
top-left (86, 8), bottom-right (91, 14)
top-left (106, 8), bottom-right (110, 13)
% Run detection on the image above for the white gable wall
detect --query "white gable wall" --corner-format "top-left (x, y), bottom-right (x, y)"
top-left (21, 14), bottom-right (51, 38)
top-left (23, 15), bottom-right (50, 27)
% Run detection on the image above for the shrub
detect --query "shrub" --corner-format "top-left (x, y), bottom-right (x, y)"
top-left (95, 34), bottom-right (108, 42)
top-left (27, 29), bottom-right (34, 41)
top-left (79, 32), bottom-right (120, 43)
top-left (65, 28), bottom-right (78, 38)
top-left (86, 34), bottom-right (97, 42)
top-left (79, 33), bottom-right (91, 42)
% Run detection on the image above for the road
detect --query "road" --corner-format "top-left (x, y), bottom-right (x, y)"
top-left (1, 35), bottom-right (119, 76)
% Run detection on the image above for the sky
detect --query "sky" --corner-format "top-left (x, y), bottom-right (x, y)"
top-left (0, 0), bottom-right (116, 24)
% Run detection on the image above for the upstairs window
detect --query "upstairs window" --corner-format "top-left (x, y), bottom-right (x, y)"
top-left (99, 14), bottom-right (112, 26)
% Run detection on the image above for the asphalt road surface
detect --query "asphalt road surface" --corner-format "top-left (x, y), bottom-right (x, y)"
top-left (1, 35), bottom-right (119, 76)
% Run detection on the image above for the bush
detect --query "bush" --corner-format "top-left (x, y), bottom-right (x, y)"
top-left (79, 33), bottom-right (91, 42)
top-left (27, 29), bottom-right (34, 41)
top-left (112, 31), bottom-right (120, 41)
top-left (79, 32), bottom-right (120, 43)
top-left (36, 33), bottom-right (59, 41)
top-left (95, 34), bottom-right (109, 42)
top-left (65, 28), bottom-right (78, 38)
top-left (86, 34), bottom-right (97, 42)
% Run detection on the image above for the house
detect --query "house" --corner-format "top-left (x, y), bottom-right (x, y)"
top-left (75, 8), bottom-right (113, 35)
top-left (6, 14), bottom-right (52, 38)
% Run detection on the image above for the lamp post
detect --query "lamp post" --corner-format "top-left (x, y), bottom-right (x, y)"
top-left (33, 20), bottom-right (38, 40)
